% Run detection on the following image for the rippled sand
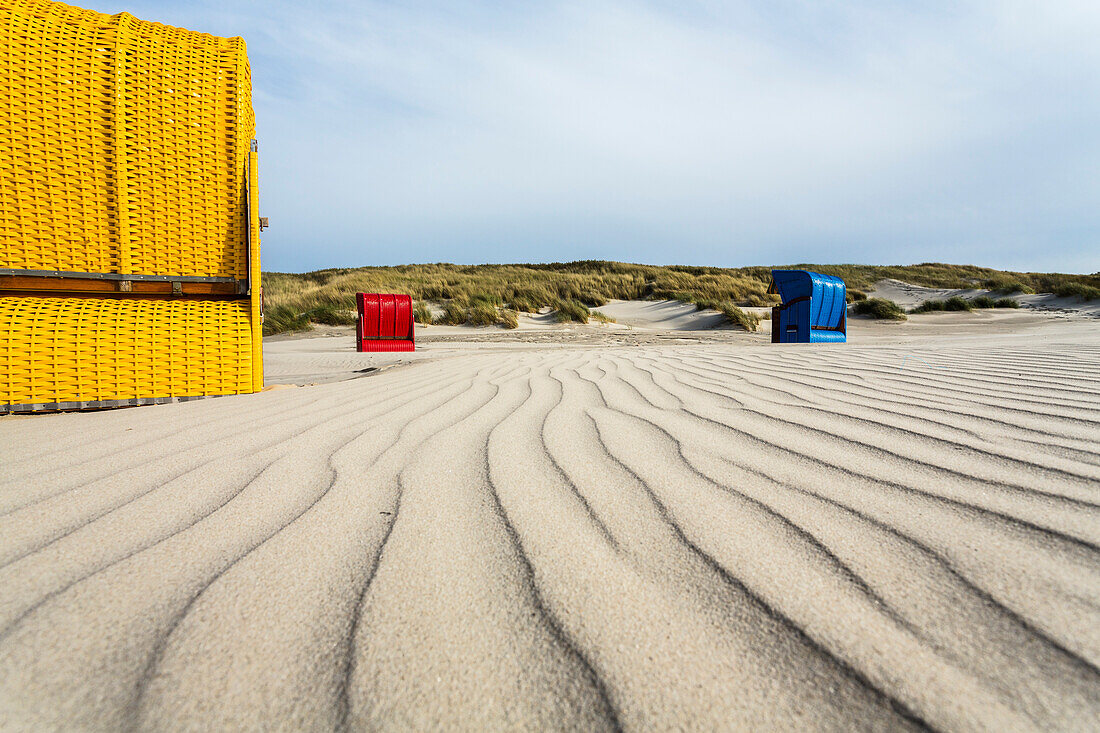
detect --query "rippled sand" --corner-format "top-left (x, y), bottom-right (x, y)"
top-left (1, 326), bottom-right (1098, 730)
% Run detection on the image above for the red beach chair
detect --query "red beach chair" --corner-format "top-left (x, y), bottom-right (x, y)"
top-left (356, 294), bottom-right (415, 352)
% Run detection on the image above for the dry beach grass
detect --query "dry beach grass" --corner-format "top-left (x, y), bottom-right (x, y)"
top-left (1, 308), bottom-right (1098, 730)
top-left (261, 261), bottom-right (1100, 334)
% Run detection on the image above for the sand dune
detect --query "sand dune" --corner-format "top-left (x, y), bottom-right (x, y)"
top-left (588, 299), bottom-right (737, 330)
top-left (871, 278), bottom-right (1100, 318)
top-left (1, 322), bottom-right (1099, 730)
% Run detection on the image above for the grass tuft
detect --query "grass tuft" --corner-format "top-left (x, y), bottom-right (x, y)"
top-left (717, 302), bottom-right (761, 331)
top-left (1054, 283), bottom-right (1100, 301)
top-left (413, 301), bottom-right (433, 324)
top-left (318, 305), bottom-right (356, 325)
top-left (853, 298), bottom-right (908, 320)
top-left (945, 296), bottom-right (973, 311)
top-left (911, 296), bottom-right (972, 313)
top-left (466, 302), bottom-right (499, 326)
top-left (982, 277), bottom-right (1033, 294)
top-left (966, 295), bottom-right (1017, 309)
top-left (263, 304), bottom-right (310, 335)
top-left (434, 301), bottom-right (467, 325)
top-left (509, 295), bottom-right (539, 313)
top-left (554, 299), bottom-right (590, 323)
top-left (580, 291), bottom-right (608, 307)
top-left (590, 310), bottom-right (616, 324)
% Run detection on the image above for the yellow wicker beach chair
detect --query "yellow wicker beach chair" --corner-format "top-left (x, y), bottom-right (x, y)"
top-left (0, 0), bottom-right (263, 412)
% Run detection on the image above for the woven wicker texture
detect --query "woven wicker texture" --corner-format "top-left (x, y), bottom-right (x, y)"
top-left (0, 0), bottom-right (254, 278)
top-left (0, 296), bottom-right (254, 406)
top-left (0, 0), bottom-right (262, 410)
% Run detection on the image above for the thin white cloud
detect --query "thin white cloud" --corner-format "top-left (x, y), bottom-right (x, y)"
top-left (114, 0), bottom-right (1100, 271)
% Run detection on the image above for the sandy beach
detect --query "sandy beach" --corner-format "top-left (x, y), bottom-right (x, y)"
top-left (1, 305), bottom-right (1098, 731)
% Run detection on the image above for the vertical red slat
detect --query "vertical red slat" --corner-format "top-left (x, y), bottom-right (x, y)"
top-left (364, 294), bottom-right (381, 340)
top-left (393, 295), bottom-right (411, 342)
top-left (379, 295), bottom-right (396, 339)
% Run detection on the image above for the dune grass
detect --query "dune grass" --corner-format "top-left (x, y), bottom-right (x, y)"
top-left (262, 261), bottom-right (1097, 333)
top-left (412, 301), bottom-right (433, 324)
top-left (910, 296), bottom-right (972, 313)
top-left (970, 296), bottom-right (1020, 309)
top-left (715, 302), bottom-right (761, 331)
top-left (1054, 282), bottom-right (1100, 301)
top-left (306, 304), bottom-right (356, 326)
top-left (945, 296), bottom-right (973, 311)
top-left (590, 310), bottom-right (616, 324)
top-left (263, 304), bottom-right (311, 334)
top-left (264, 303), bottom-right (353, 334)
top-left (431, 300), bottom-right (517, 328)
top-left (554, 299), bottom-right (590, 324)
top-left (913, 295), bottom-right (1020, 313)
top-left (852, 298), bottom-right (908, 320)
top-left (466, 302), bottom-right (500, 327)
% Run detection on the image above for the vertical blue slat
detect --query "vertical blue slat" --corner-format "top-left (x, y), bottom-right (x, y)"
top-left (809, 274), bottom-right (823, 326)
top-left (823, 279), bottom-right (840, 328)
top-left (832, 277), bottom-right (846, 328)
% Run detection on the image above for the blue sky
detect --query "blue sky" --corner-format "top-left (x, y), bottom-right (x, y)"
top-left (110, 1), bottom-right (1098, 273)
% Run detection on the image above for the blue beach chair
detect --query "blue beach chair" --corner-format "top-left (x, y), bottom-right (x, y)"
top-left (769, 270), bottom-right (847, 343)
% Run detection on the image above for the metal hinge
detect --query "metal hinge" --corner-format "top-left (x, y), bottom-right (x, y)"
top-left (259, 217), bottom-right (269, 231)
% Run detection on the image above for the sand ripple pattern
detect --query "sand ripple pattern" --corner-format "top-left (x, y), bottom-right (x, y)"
top-left (1, 344), bottom-right (1098, 731)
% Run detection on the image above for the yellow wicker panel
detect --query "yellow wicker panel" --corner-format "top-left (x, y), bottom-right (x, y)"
top-left (0, 1), bottom-right (116, 273)
top-left (0, 296), bottom-right (254, 406)
top-left (248, 150), bottom-right (263, 391)
top-left (0, 0), bottom-right (254, 278)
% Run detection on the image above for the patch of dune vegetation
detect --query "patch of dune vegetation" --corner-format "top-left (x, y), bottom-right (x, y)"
top-left (429, 298), bottom-right (516, 328)
top-left (590, 310), bottom-right (616, 324)
top-left (716, 302), bottom-right (761, 331)
top-left (911, 296), bottom-right (973, 313)
top-left (852, 298), bottom-right (908, 320)
top-left (264, 303), bottom-right (354, 334)
top-left (262, 261), bottom-right (1097, 333)
top-left (911, 295), bottom-right (1020, 313)
top-left (1053, 282), bottom-right (1100, 301)
top-left (554, 299), bottom-right (590, 324)
top-left (412, 301), bottom-right (433, 324)
top-left (263, 304), bottom-right (311, 334)
top-left (970, 296), bottom-right (1020, 309)
top-left (465, 301), bottom-right (500, 327)
top-left (434, 301), bottom-right (467, 325)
